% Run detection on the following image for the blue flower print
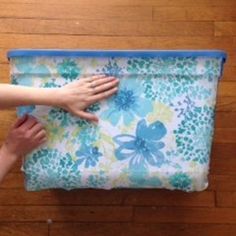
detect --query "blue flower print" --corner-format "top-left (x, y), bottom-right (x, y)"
top-left (204, 59), bottom-right (221, 82)
top-left (169, 172), bottom-right (192, 191)
top-left (127, 166), bottom-right (162, 188)
top-left (15, 57), bottom-right (35, 74)
top-left (57, 59), bottom-right (80, 81)
top-left (98, 58), bottom-right (123, 77)
top-left (113, 119), bottom-right (167, 170)
top-left (86, 171), bottom-right (109, 188)
top-left (102, 78), bottom-right (153, 126)
top-left (14, 57), bottom-right (50, 88)
top-left (74, 145), bottom-right (102, 169)
top-left (17, 105), bottom-right (36, 117)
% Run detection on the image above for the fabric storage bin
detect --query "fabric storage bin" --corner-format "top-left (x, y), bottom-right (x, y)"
top-left (8, 50), bottom-right (226, 192)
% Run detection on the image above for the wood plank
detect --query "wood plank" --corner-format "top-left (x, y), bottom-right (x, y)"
top-left (210, 143), bottom-right (236, 175)
top-left (0, 189), bottom-right (214, 207)
top-left (1, 0), bottom-right (236, 7)
top-left (216, 97), bottom-right (236, 112)
top-left (154, 7), bottom-right (236, 21)
top-left (216, 192), bottom-right (235, 207)
top-left (223, 66), bottom-right (236, 80)
top-left (218, 82), bottom-right (236, 97)
top-left (213, 129), bottom-right (236, 143)
top-left (123, 190), bottom-right (214, 207)
top-left (0, 64), bottom-right (10, 83)
top-left (0, 19), bottom-right (214, 36)
top-left (0, 206), bottom-right (133, 222)
top-left (9, 159), bottom-right (22, 173)
top-left (0, 50), bottom-right (8, 64)
top-left (0, 110), bottom-right (16, 143)
top-left (50, 223), bottom-right (236, 236)
top-left (215, 112), bottom-right (236, 128)
top-left (0, 223), bottom-right (47, 236)
top-left (0, 173), bottom-right (24, 189)
top-left (215, 22), bottom-right (236, 36)
top-left (225, 52), bottom-right (236, 67)
top-left (134, 206), bottom-right (236, 223)
top-left (208, 175), bottom-right (236, 191)
top-left (0, 189), bottom-right (126, 205)
top-left (233, 37), bottom-right (236, 47)
top-left (0, 4), bottom-right (152, 21)
top-left (0, 35), bottom-right (233, 50)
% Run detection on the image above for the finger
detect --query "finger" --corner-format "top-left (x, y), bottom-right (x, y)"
top-left (34, 129), bottom-right (47, 140)
top-left (13, 114), bottom-right (28, 128)
top-left (20, 115), bottom-right (38, 130)
top-left (83, 74), bottom-right (107, 83)
top-left (28, 122), bottom-right (45, 136)
top-left (76, 111), bottom-right (98, 122)
top-left (90, 76), bottom-right (117, 87)
top-left (39, 137), bottom-right (47, 144)
top-left (94, 78), bottom-right (119, 94)
top-left (89, 87), bottom-right (118, 103)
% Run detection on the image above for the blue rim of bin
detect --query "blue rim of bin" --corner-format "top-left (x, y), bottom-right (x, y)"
top-left (7, 49), bottom-right (227, 77)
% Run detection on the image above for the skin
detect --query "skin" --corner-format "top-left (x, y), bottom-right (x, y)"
top-left (0, 75), bottom-right (119, 122)
top-left (0, 115), bottom-right (46, 183)
top-left (0, 75), bottom-right (119, 183)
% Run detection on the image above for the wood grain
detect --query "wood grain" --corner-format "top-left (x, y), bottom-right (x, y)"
top-left (0, 206), bottom-right (133, 222)
top-left (215, 22), bottom-right (236, 36)
top-left (134, 207), bottom-right (236, 223)
top-left (0, 223), bottom-right (48, 236)
top-left (0, 4), bottom-right (152, 21)
top-left (0, 188), bottom-right (214, 207)
top-left (0, 19), bottom-right (214, 36)
top-left (0, 35), bottom-right (233, 49)
top-left (154, 7), bottom-right (236, 21)
top-left (0, 0), bottom-right (236, 235)
top-left (216, 192), bottom-right (236, 207)
top-left (1, 0), bottom-right (236, 6)
top-left (50, 223), bottom-right (236, 236)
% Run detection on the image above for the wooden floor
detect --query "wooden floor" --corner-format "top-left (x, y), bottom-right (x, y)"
top-left (0, 0), bottom-right (236, 235)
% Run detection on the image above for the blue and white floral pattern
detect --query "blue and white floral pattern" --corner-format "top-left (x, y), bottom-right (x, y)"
top-left (102, 78), bottom-right (153, 126)
top-left (113, 119), bottom-right (167, 170)
top-left (74, 145), bottom-right (102, 169)
top-left (10, 55), bottom-right (224, 192)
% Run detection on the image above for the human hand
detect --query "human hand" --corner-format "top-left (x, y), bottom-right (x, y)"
top-left (2, 115), bottom-right (47, 160)
top-left (58, 75), bottom-right (119, 122)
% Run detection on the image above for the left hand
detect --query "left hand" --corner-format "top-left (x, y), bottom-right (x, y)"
top-left (58, 75), bottom-right (119, 122)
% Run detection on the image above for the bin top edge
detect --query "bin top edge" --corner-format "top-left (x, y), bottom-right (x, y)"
top-left (7, 49), bottom-right (227, 61)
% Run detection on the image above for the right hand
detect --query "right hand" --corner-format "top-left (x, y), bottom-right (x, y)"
top-left (2, 115), bottom-right (47, 159)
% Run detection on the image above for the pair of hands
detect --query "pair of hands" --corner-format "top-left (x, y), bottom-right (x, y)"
top-left (3, 75), bottom-right (119, 159)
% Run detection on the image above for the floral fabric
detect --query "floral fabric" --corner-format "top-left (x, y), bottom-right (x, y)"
top-left (10, 55), bottom-right (223, 191)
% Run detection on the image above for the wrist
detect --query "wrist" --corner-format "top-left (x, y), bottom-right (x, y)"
top-left (51, 87), bottom-right (65, 107)
top-left (0, 143), bottom-right (20, 164)
top-left (34, 87), bottom-right (62, 107)
top-left (50, 87), bottom-right (68, 108)
top-left (40, 87), bottom-right (62, 107)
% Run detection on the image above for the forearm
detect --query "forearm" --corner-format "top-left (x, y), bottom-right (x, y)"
top-left (0, 84), bottom-right (61, 109)
top-left (0, 144), bottom-right (18, 184)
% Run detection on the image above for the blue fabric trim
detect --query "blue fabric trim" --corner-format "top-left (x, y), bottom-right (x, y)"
top-left (7, 49), bottom-right (227, 61)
